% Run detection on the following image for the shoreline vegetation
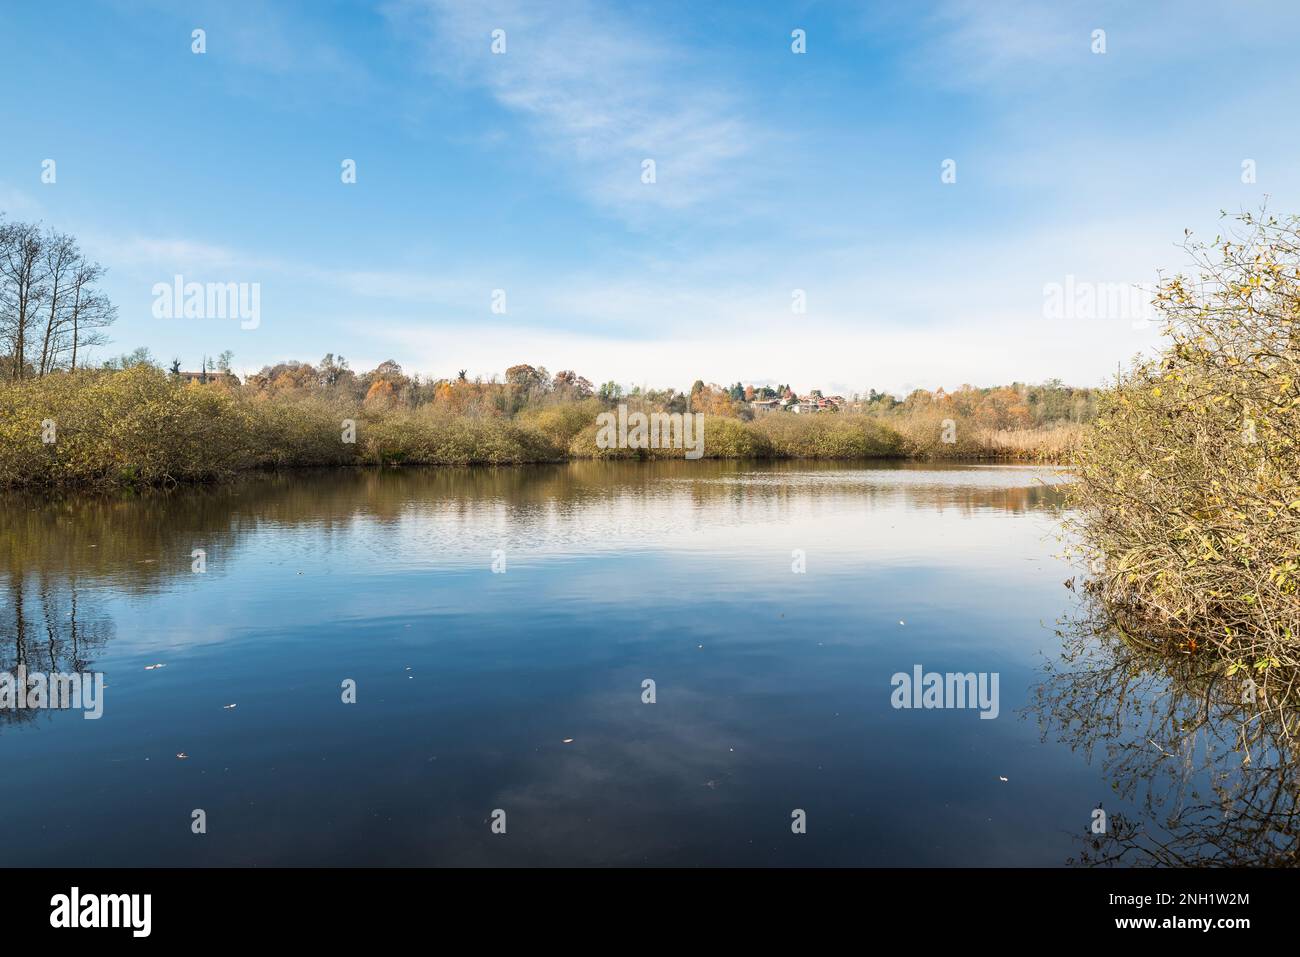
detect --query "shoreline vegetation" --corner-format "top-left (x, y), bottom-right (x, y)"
top-left (1068, 210), bottom-right (1300, 730)
top-left (0, 363), bottom-right (1091, 490)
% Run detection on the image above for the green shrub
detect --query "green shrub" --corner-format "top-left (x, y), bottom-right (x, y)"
top-left (754, 413), bottom-right (904, 458)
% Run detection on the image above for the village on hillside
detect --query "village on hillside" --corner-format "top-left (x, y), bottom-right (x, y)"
top-left (744, 385), bottom-right (846, 414)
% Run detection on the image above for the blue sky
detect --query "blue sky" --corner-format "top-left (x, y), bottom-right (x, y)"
top-left (3, 0), bottom-right (1299, 394)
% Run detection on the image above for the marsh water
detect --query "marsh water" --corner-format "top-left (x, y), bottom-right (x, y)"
top-left (0, 462), bottom-right (1288, 866)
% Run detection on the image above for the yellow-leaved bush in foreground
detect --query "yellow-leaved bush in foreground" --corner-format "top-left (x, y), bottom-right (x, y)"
top-left (1069, 211), bottom-right (1300, 714)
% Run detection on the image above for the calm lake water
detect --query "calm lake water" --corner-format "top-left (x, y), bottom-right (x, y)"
top-left (0, 462), bottom-right (1278, 866)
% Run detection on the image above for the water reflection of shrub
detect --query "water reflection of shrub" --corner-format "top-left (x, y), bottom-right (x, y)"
top-left (1032, 597), bottom-right (1299, 866)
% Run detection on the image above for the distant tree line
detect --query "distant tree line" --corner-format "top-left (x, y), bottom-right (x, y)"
top-left (874, 380), bottom-right (1098, 430)
top-left (127, 348), bottom-right (1097, 430)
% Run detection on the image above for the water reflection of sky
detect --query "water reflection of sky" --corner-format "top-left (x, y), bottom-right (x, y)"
top-left (1, 462), bottom-right (1193, 867)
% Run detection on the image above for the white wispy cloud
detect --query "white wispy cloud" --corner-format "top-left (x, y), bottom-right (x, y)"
top-left (391, 0), bottom-right (762, 218)
top-left (919, 0), bottom-right (1080, 87)
top-left (110, 0), bottom-right (376, 107)
top-left (909, 0), bottom-right (1300, 93)
top-left (86, 235), bottom-right (243, 271)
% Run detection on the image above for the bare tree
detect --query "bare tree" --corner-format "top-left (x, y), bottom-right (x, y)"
top-left (0, 218), bottom-right (114, 377)
top-left (37, 230), bottom-right (77, 376)
top-left (63, 259), bottom-right (116, 371)
top-left (0, 219), bottom-right (48, 380)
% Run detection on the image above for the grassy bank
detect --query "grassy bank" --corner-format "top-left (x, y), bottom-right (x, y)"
top-left (0, 366), bottom-right (1082, 490)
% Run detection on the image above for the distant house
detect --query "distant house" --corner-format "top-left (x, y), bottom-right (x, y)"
top-left (787, 393), bottom-right (843, 413)
top-left (746, 388), bottom-right (843, 413)
top-left (178, 370), bottom-right (238, 385)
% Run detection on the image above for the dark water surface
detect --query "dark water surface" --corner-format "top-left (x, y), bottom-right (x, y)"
top-left (0, 461), bottom-right (1271, 866)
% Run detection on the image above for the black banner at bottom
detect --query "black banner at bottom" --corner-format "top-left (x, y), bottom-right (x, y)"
top-left (0, 866), bottom-right (1279, 943)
